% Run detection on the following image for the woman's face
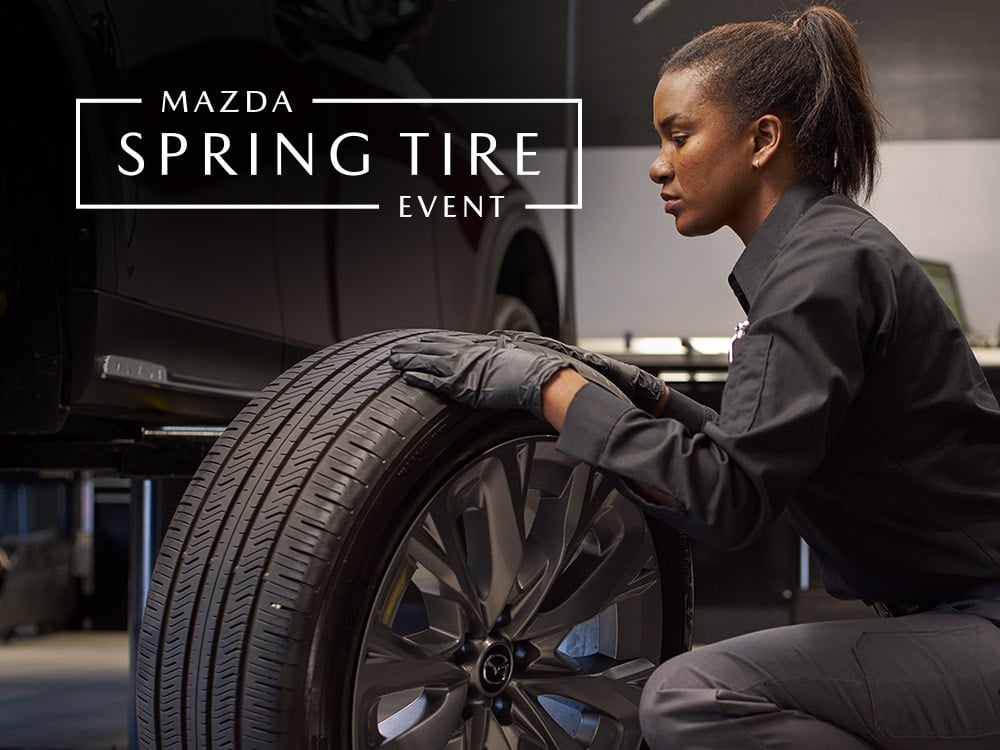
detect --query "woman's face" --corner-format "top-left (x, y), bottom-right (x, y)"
top-left (649, 68), bottom-right (758, 239)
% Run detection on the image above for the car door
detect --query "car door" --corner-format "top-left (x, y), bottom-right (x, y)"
top-left (99, 0), bottom-right (283, 392)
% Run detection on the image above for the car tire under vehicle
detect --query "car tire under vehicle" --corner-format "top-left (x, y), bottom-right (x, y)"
top-left (136, 329), bottom-right (692, 749)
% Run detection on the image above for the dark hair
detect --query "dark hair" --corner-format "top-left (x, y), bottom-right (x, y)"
top-left (661, 5), bottom-right (886, 201)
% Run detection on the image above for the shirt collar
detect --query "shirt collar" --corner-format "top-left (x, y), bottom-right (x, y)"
top-left (728, 178), bottom-right (831, 313)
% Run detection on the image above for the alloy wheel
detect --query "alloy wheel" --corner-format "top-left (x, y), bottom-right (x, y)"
top-left (354, 436), bottom-right (663, 749)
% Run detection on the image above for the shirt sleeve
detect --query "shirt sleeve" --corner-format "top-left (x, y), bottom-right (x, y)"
top-left (556, 228), bottom-right (895, 551)
top-left (557, 383), bottom-right (772, 549)
top-left (660, 387), bottom-right (717, 432)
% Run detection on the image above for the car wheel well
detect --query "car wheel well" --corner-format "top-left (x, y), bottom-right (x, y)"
top-left (495, 229), bottom-right (560, 338)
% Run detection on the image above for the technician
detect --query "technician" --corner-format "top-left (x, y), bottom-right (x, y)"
top-left (390, 5), bottom-right (1000, 747)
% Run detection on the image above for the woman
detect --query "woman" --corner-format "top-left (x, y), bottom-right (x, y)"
top-left (391, 6), bottom-right (1000, 747)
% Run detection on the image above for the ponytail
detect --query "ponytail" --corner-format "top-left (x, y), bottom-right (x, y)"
top-left (662, 5), bottom-right (886, 201)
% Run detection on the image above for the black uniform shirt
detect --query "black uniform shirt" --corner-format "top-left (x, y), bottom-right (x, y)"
top-left (557, 178), bottom-right (1000, 611)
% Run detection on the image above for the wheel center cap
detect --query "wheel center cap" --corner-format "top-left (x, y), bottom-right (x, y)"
top-left (479, 643), bottom-right (513, 694)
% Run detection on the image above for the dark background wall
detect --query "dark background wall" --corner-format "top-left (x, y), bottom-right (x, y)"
top-left (410, 0), bottom-right (1000, 144)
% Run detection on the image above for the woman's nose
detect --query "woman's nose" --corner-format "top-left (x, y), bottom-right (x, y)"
top-left (649, 152), bottom-right (673, 184)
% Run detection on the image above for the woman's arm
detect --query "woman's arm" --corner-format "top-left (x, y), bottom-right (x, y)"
top-left (542, 369), bottom-right (678, 507)
top-left (541, 369), bottom-right (671, 430)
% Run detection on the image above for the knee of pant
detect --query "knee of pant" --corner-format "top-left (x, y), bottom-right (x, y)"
top-left (639, 652), bottom-right (725, 748)
top-left (643, 649), bottom-right (726, 696)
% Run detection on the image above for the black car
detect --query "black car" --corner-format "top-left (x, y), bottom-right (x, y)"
top-left (3, 2), bottom-right (693, 747)
top-left (4, 0), bottom-right (563, 451)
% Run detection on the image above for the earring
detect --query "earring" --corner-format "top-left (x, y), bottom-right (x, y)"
top-left (753, 158), bottom-right (760, 169)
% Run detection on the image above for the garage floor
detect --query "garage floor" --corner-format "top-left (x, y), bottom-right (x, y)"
top-left (0, 631), bottom-right (129, 750)
top-left (0, 592), bottom-right (872, 750)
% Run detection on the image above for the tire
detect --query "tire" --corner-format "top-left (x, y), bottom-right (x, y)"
top-left (491, 294), bottom-right (541, 333)
top-left (136, 329), bottom-right (692, 749)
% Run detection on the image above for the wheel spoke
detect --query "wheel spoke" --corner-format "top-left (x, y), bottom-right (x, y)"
top-left (519, 656), bottom-right (653, 728)
top-left (521, 498), bottom-right (655, 643)
top-left (364, 620), bottom-right (430, 662)
top-left (375, 684), bottom-right (469, 750)
top-left (506, 461), bottom-right (594, 637)
top-left (357, 624), bottom-right (470, 749)
top-left (357, 653), bottom-right (465, 703)
top-left (506, 682), bottom-right (584, 750)
top-left (407, 588), bottom-right (469, 655)
top-left (358, 623), bottom-right (468, 700)
top-left (407, 501), bottom-right (483, 627)
top-left (460, 703), bottom-right (492, 749)
top-left (509, 657), bottom-right (653, 748)
top-left (490, 718), bottom-right (547, 750)
top-left (458, 452), bottom-right (528, 626)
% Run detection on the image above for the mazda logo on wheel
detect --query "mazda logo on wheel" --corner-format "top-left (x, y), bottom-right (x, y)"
top-left (481, 649), bottom-right (512, 690)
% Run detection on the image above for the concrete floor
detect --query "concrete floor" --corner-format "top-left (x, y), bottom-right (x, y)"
top-left (0, 631), bottom-right (129, 750)
top-left (0, 592), bottom-right (872, 750)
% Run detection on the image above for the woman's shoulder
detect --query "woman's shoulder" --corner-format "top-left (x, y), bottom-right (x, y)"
top-left (802, 193), bottom-right (878, 236)
top-left (789, 193), bottom-right (909, 266)
top-left (767, 194), bottom-right (909, 305)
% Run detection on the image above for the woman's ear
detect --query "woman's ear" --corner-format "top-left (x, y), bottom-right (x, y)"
top-left (751, 114), bottom-right (783, 169)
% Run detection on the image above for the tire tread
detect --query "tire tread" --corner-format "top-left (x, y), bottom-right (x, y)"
top-left (138, 330), bottom-right (441, 750)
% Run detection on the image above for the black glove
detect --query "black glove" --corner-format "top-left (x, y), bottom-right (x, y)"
top-left (389, 333), bottom-right (573, 419)
top-left (494, 331), bottom-right (665, 414)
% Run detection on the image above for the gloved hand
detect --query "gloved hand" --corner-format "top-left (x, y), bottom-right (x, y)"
top-left (389, 333), bottom-right (574, 419)
top-left (494, 330), bottom-right (665, 414)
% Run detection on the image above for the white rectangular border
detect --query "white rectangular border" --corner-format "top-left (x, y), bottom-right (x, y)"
top-left (76, 97), bottom-right (582, 210)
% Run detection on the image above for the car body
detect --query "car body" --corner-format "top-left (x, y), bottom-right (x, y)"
top-left (2, 0), bottom-right (562, 472)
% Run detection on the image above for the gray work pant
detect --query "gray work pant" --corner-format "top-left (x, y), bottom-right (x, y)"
top-left (640, 612), bottom-right (1000, 748)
